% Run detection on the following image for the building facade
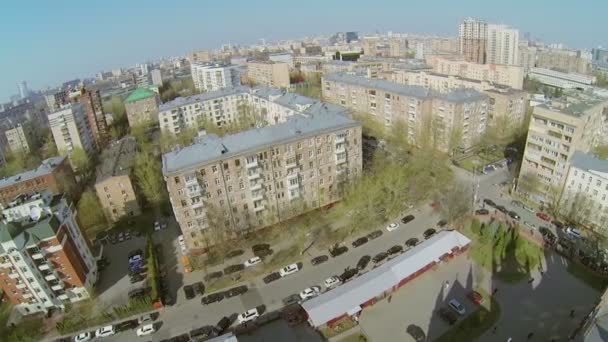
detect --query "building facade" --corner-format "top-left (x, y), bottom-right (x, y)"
top-left (4, 123), bottom-right (34, 154)
top-left (483, 88), bottom-right (528, 129)
top-left (459, 17), bottom-right (488, 63)
top-left (0, 192), bottom-right (97, 315)
top-left (79, 88), bottom-right (108, 149)
top-left (322, 73), bottom-right (488, 152)
top-left (528, 67), bottom-right (596, 90)
top-left (162, 111), bottom-right (362, 254)
top-left (151, 69), bottom-right (163, 87)
top-left (246, 61), bottom-right (290, 88)
top-left (426, 55), bottom-right (525, 89)
top-left (94, 137), bottom-right (141, 222)
top-left (191, 62), bottom-right (241, 92)
top-left (124, 87), bottom-right (160, 127)
top-left (486, 24), bottom-right (519, 65)
top-left (48, 104), bottom-right (96, 164)
top-left (536, 49), bottom-right (590, 74)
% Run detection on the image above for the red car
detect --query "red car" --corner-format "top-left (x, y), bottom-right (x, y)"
top-left (536, 212), bottom-right (551, 221)
top-left (467, 291), bottom-right (484, 305)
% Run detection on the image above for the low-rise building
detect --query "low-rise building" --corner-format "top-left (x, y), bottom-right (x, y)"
top-left (94, 137), bottom-right (141, 222)
top-left (529, 67), bottom-right (596, 90)
top-left (246, 61), bottom-right (290, 88)
top-left (4, 123), bottom-right (35, 154)
top-left (124, 87), bottom-right (160, 127)
top-left (0, 191), bottom-right (98, 315)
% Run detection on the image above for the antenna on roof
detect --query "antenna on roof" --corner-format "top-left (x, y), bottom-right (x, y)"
top-left (221, 144), bottom-right (229, 154)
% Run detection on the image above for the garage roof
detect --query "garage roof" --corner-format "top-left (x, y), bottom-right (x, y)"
top-left (301, 230), bottom-right (471, 327)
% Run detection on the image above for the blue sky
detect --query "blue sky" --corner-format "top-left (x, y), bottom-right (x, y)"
top-left (0, 0), bottom-right (606, 102)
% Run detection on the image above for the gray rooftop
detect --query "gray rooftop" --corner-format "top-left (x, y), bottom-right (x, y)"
top-left (162, 109), bottom-right (356, 175)
top-left (536, 89), bottom-right (608, 117)
top-left (159, 87), bottom-right (249, 112)
top-left (96, 137), bottom-right (138, 182)
top-left (571, 151), bottom-right (608, 173)
top-left (0, 156), bottom-right (65, 189)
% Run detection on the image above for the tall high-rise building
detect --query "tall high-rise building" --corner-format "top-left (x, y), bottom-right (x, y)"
top-left (48, 104), bottom-right (96, 167)
top-left (486, 24), bottom-right (519, 65)
top-left (17, 81), bottom-right (29, 99)
top-left (459, 17), bottom-right (487, 63)
top-left (151, 69), bottom-right (163, 86)
top-left (78, 88), bottom-right (108, 148)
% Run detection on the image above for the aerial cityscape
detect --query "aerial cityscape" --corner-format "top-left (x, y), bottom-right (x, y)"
top-left (2, 1), bottom-right (608, 341)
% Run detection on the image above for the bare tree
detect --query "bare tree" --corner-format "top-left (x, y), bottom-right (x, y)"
top-left (517, 172), bottom-right (541, 199)
top-left (437, 181), bottom-right (473, 224)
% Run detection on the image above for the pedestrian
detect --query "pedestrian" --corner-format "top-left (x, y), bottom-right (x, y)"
top-left (527, 332), bottom-right (534, 339)
top-left (493, 288), bottom-right (498, 295)
top-left (570, 309), bottom-right (575, 318)
top-left (492, 326), bottom-right (497, 335)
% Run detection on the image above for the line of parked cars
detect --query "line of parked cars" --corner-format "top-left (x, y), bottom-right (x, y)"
top-left (71, 313), bottom-right (160, 341)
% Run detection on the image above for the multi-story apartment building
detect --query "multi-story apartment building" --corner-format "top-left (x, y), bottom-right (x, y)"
top-left (94, 137), bottom-right (141, 222)
top-left (0, 191), bottom-right (98, 315)
top-left (518, 91), bottom-right (608, 203)
top-left (191, 62), bottom-right (241, 92)
top-left (79, 87), bottom-right (108, 148)
top-left (519, 44), bottom-right (538, 73)
top-left (483, 87), bottom-right (528, 129)
top-left (162, 110), bottom-right (362, 254)
top-left (151, 69), bottom-right (163, 86)
top-left (186, 50), bottom-right (213, 64)
top-left (459, 17), bottom-right (488, 63)
top-left (48, 104), bottom-right (96, 166)
top-left (322, 73), bottom-right (488, 152)
top-left (528, 67), bottom-right (596, 90)
top-left (124, 87), bottom-right (160, 127)
top-left (0, 157), bottom-right (75, 206)
top-left (536, 49), bottom-right (590, 74)
top-left (486, 24), bottom-right (519, 65)
top-left (246, 61), bottom-right (291, 88)
top-left (426, 55), bottom-right (524, 89)
top-left (4, 123), bottom-right (34, 154)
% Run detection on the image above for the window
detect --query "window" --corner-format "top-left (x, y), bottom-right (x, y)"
top-left (223, 162), bottom-right (229, 170)
top-left (212, 165), bottom-right (218, 173)
top-left (235, 159), bottom-right (240, 167)
top-left (200, 168), bottom-right (206, 176)
top-left (174, 177), bottom-right (180, 184)
top-left (217, 189), bottom-right (222, 195)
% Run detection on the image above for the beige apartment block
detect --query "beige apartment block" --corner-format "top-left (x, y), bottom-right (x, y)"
top-left (124, 87), bottom-right (160, 127)
top-left (322, 73), bottom-right (488, 152)
top-left (518, 91), bottom-right (608, 203)
top-left (483, 88), bottom-right (528, 130)
top-left (536, 49), bottom-right (590, 74)
top-left (425, 55), bottom-right (524, 89)
top-left (162, 110), bottom-right (362, 254)
top-left (4, 123), bottom-right (34, 154)
top-left (94, 137), bottom-right (140, 222)
top-left (246, 61), bottom-right (290, 88)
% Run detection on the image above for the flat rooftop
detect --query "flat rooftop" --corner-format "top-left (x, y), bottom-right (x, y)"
top-left (96, 137), bottom-right (138, 182)
top-left (536, 89), bottom-right (608, 117)
top-left (571, 151), bottom-right (608, 173)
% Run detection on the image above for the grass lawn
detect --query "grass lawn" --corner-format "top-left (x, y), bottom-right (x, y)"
top-left (320, 317), bottom-right (358, 339)
top-left (567, 261), bottom-right (608, 292)
top-left (434, 289), bottom-right (501, 342)
top-left (337, 333), bottom-right (369, 342)
top-left (464, 220), bottom-right (544, 283)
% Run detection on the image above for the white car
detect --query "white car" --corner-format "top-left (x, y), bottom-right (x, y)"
top-left (136, 324), bottom-right (156, 337)
top-left (324, 276), bottom-right (341, 289)
top-left (154, 221), bottom-right (161, 231)
top-left (386, 223), bottom-right (399, 232)
top-left (279, 263), bottom-right (300, 277)
top-left (129, 255), bottom-right (142, 263)
top-left (244, 256), bottom-right (262, 267)
top-left (73, 332), bottom-right (91, 342)
top-left (299, 286), bottom-right (321, 300)
top-left (95, 325), bottom-right (115, 338)
top-left (237, 308), bottom-right (260, 324)
top-left (566, 227), bottom-right (582, 239)
top-left (448, 299), bottom-right (466, 315)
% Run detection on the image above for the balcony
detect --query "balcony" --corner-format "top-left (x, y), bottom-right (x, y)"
top-left (250, 182), bottom-right (262, 191)
top-left (335, 136), bottom-right (346, 144)
top-left (57, 294), bottom-right (69, 301)
top-left (185, 177), bottom-right (199, 186)
top-left (247, 171), bottom-right (261, 181)
top-left (253, 205), bottom-right (265, 212)
top-left (285, 160), bottom-right (298, 169)
top-left (44, 274), bottom-right (57, 281)
top-left (51, 283), bottom-right (64, 291)
top-left (22, 293), bottom-right (33, 299)
top-left (251, 193), bottom-right (264, 202)
top-left (246, 159), bottom-right (258, 169)
top-left (8, 272), bottom-right (20, 279)
top-left (16, 283), bottom-right (26, 289)
top-left (187, 185), bottom-right (203, 198)
top-left (38, 263), bottom-right (50, 271)
top-left (335, 144), bottom-right (346, 153)
top-left (31, 253), bottom-right (44, 260)
top-left (288, 181), bottom-right (300, 190)
top-left (0, 261), bottom-right (11, 268)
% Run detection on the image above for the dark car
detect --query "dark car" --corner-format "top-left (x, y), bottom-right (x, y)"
top-left (423, 228), bottom-right (436, 239)
top-left (226, 249), bottom-right (244, 259)
top-left (311, 255), bottom-right (329, 266)
top-left (329, 245), bottom-right (348, 257)
top-left (508, 211), bottom-right (520, 220)
top-left (162, 293), bottom-right (174, 306)
top-left (437, 219), bottom-right (448, 227)
top-left (405, 238), bottom-right (419, 247)
top-left (282, 294), bottom-right (301, 306)
top-left (496, 205), bottom-right (508, 213)
top-left (204, 271), bottom-right (223, 282)
top-left (201, 292), bottom-right (224, 305)
top-left (406, 324), bottom-right (426, 342)
top-left (163, 334), bottom-right (190, 342)
top-left (401, 215), bottom-right (415, 224)
top-left (352, 237), bottom-right (369, 248)
top-left (215, 316), bottom-right (231, 333)
top-left (483, 198), bottom-right (496, 207)
top-left (252, 243), bottom-right (271, 252)
top-left (183, 285), bottom-right (196, 300)
top-left (190, 325), bottom-right (218, 339)
top-left (387, 245), bottom-right (403, 255)
top-left (254, 248), bottom-right (274, 258)
top-left (552, 220), bottom-right (565, 229)
top-left (115, 319), bottom-right (138, 332)
top-left (128, 287), bottom-right (150, 300)
top-left (367, 230), bottom-right (383, 240)
top-left (438, 307), bottom-right (458, 325)
top-left (224, 285), bottom-right (248, 298)
top-left (475, 208), bottom-right (489, 215)
top-left (129, 273), bottom-right (146, 284)
top-left (193, 281), bottom-right (205, 295)
top-left (357, 255), bottom-right (371, 270)
top-left (339, 267), bottom-right (358, 282)
top-left (372, 252), bottom-right (388, 263)
top-left (224, 264), bottom-right (245, 274)
top-left (263, 272), bottom-right (281, 284)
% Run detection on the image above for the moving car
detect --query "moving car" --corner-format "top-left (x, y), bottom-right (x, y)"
top-left (475, 209), bottom-right (489, 215)
top-left (386, 223), bottom-right (399, 232)
top-left (201, 292), bottom-right (224, 305)
top-left (367, 230), bottom-right (383, 239)
top-left (566, 227), bottom-right (582, 239)
top-left (352, 236), bottom-right (369, 248)
top-left (329, 245), bottom-right (348, 257)
top-left (324, 276), bottom-right (341, 289)
top-left (136, 324), bottom-right (156, 337)
top-left (508, 211), bottom-right (520, 220)
top-left (406, 324), bottom-right (426, 342)
top-left (536, 212), bottom-right (551, 221)
top-left (438, 307), bottom-right (458, 325)
top-left (237, 308), bottom-right (260, 324)
top-left (372, 252), bottom-right (388, 263)
top-left (448, 299), bottom-right (466, 315)
top-left (279, 263), bottom-right (300, 277)
top-left (423, 228), bottom-right (436, 239)
top-left (357, 255), bottom-right (371, 270)
top-left (95, 326), bottom-right (115, 338)
top-left (311, 255), bottom-right (329, 266)
top-left (401, 215), bottom-right (415, 224)
top-left (244, 256), bottom-right (262, 267)
top-left (405, 238), bottom-right (419, 247)
top-left (387, 245), bottom-right (403, 255)
top-left (282, 294), bottom-right (301, 306)
top-left (73, 332), bottom-right (91, 342)
top-left (183, 285), bottom-right (196, 300)
top-left (263, 272), bottom-right (281, 284)
top-left (224, 264), bottom-right (245, 274)
top-left (299, 286), bottom-right (321, 300)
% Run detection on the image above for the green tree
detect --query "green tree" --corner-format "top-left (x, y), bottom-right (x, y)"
top-left (77, 190), bottom-right (108, 235)
top-left (594, 144), bottom-right (608, 159)
top-left (517, 172), bottom-right (541, 198)
top-left (134, 151), bottom-right (166, 212)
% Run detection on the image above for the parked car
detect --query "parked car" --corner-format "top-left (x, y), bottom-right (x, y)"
top-left (299, 286), bottom-right (321, 300)
top-left (224, 285), bottom-right (248, 298)
top-left (252, 244), bottom-right (270, 252)
top-left (324, 276), bottom-right (341, 289)
top-left (215, 316), bottom-right (231, 333)
top-left (329, 245), bottom-right (348, 257)
top-left (483, 198), bottom-right (496, 207)
top-left (183, 285), bottom-right (196, 300)
top-left (423, 228), bottom-right (436, 239)
top-left (201, 292), bottom-right (224, 305)
top-left (372, 252), bottom-right (388, 263)
top-left (438, 307), bottom-right (458, 325)
top-left (204, 271), bottom-right (223, 282)
top-left (401, 215), bottom-right (415, 224)
top-left (536, 212), bottom-right (551, 221)
top-left (282, 294), bottom-right (301, 306)
top-left (566, 227), bottom-right (582, 239)
top-left (448, 299), bottom-right (466, 315)
top-left (467, 291), bottom-right (484, 305)
top-left (367, 230), bottom-right (383, 239)
top-left (129, 273), bottom-right (146, 284)
top-left (387, 245), bottom-right (403, 255)
top-left (254, 248), bottom-right (274, 258)
top-left (437, 219), bottom-right (448, 227)
top-left (475, 209), bottom-right (489, 215)
top-left (237, 308), bottom-right (260, 324)
top-left (73, 332), bottom-right (92, 342)
top-left (405, 238), bottom-right (419, 247)
top-left (386, 223), bottom-right (399, 232)
top-left (279, 263), bottom-right (300, 277)
top-left (339, 267), bottom-right (358, 282)
top-left (115, 319), bottom-right (138, 332)
top-left (406, 324), bottom-right (426, 342)
top-left (508, 211), bottom-right (520, 220)
top-left (352, 236), bottom-right (369, 248)
top-left (226, 249), bottom-right (244, 259)
top-left (95, 326), bottom-right (115, 338)
top-left (263, 272), bottom-right (281, 284)
top-left (136, 324), bottom-right (156, 337)
top-left (189, 326), bottom-right (218, 339)
top-left (193, 282), bottom-right (205, 295)
top-left (357, 255), bottom-right (371, 270)
top-left (224, 264), bottom-right (245, 274)
top-left (137, 313), bottom-right (156, 325)
top-left (244, 256), bottom-right (262, 267)
top-left (311, 255), bottom-right (329, 266)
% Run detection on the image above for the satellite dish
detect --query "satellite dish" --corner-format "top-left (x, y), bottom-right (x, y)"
top-left (29, 206), bottom-right (41, 221)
